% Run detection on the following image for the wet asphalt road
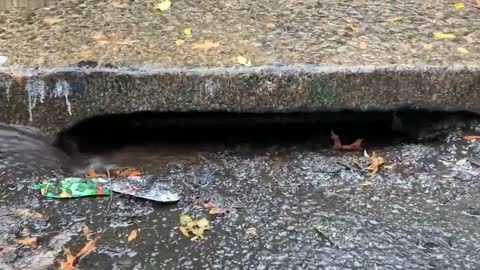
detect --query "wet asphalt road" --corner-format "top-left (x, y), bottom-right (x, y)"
top-left (2, 122), bottom-right (480, 269)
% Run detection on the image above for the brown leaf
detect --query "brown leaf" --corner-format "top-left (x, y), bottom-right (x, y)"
top-left (464, 135), bottom-right (480, 141)
top-left (58, 239), bottom-right (97, 270)
top-left (111, 168), bottom-right (142, 178)
top-left (9, 72), bottom-right (25, 85)
top-left (208, 207), bottom-right (224, 215)
top-left (192, 40), bottom-right (220, 50)
top-left (17, 237), bottom-right (39, 248)
top-left (330, 131), bottom-right (363, 151)
top-left (15, 208), bottom-right (43, 220)
top-left (367, 152), bottom-right (385, 174)
top-left (128, 229), bottom-right (138, 241)
top-left (44, 17), bottom-right (64, 25)
top-left (86, 169), bottom-right (98, 178)
top-left (82, 225), bottom-right (93, 240)
top-left (473, 0), bottom-right (480, 9)
top-left (79, 50), bottom-right (94, 59)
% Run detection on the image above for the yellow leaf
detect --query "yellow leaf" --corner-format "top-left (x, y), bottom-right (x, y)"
top-left (454, 2), bottom-right (464, 9)
top-left (433, 32), bottom-right (456, 39)
top-left (183, 28), bottom-right (192, 37)
top-left (44, 17), bottom-right (64, 25)
top-left (237, 56), bottom-right (252, 66)
top-left (176, 39), bottom-right (185, 46)
top-left (192, 40), bottom-right (220, 50)
top-left (195, 218), bottom-right (209, 229)
top-left (179, 226), bottom-right (190, 237)
top-left (180, 214), bottom-right (193, 226)
top-left (154, 0), bottom-right (171, 11)
top-left (128, 229), bottom-right (138, 241)
top-left (17, 237), bottom-right (39, 248)
top-left (457, 47), bottom-right (469, 54)
top-left (388, 16), bottom-right (403, 23)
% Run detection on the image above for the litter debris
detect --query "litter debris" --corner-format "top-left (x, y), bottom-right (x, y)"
top-left (111, 177), bottom-right (180, 203)
top-left (330, 131), bottom-right (363, 151)
top-left (34, 178), bottom-right (111, 199)
top-left (179, 214), bottom-right (210, 240)
top-left (245, 227), bottom-right (258, 236)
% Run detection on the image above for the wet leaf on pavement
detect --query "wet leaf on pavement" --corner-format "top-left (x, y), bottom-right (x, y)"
top-left (179, 214), bottom-right (210, 239)
top-left (17, 237), bottom-right (39, 248)
top-left (433, 32), bottom-right (456, 39)
top-left (128, 229), bottom-right (138, 241)
top-left (330, 131), bottom-right (363, 151)
top-left (464, 135), bottom-right (480, 141)
top-left (58, 239), bottom-right (97, 270)
top-left (367, 152), bottom-right (385, 174)
top-left (203, 202), bottom-right (224, 215)
top-left (154, 0), bottom-right (171, 11)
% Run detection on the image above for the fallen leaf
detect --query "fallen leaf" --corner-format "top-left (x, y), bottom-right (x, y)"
top-left (245, 227), bottom-right (258, 236)
top-left (17, 237), bottom-right (39, 248)
top-left (154, 0), bottom-right (171, 11)
top-left (112, 2), bottom-right (127, 8)
top-left (86, 169), bottom-right (97, 178)
top-left (111, 167), bottom-right (142, 178)
top-left (433, 32), bottom-right (456, 39)
top-left (330, 131), bottom-right (363, 151)
top-left (179, 215), bottom-right (210, 239)
top-left (423, 43), bottom-right (434, 50)
top-left (454, 2), bottom-right (464, 9)
top-left (457, 47), bottom-right (469, 54)
top-left (345, 23), bottom-right (359, 32)
top-left (237, 56), bottom-right (252, 66)
top-left (9, 72), bottom-right (25, 85)
top-left (388, 16), bottom-right (403, 23)
top-left (208, 207), bottom-right (224, 215)
top-left (183, 28), bottom-right (192, 37)
top-left (44, 17), bottom-right (64, 25)
top-left (358, 41), bottom-right (368, 49)
top-left (464, 135), bottom-right (480, 141)
top-left (128, 229), bottom-right (138, 241)
top-left (367, 152), bottom-right (385, 174)
top-left (474, 0), bottom-right (480, 9)
top-left (82, 225), bottom-right (92, 240)
top-left (15, 208), bottom-right (43, 219)
top-left (265, 22), bottom-right (276, 28)
top-left (192, 40), bottom-right (220, 50)
top-left (79, 50), bottom-right (94, 59)
top-left (92, 32), bottom-right (107, 41)
top-left (58, 239), bottom-right (97, 270)
top-left (176, 39), bottom-right (185, 46)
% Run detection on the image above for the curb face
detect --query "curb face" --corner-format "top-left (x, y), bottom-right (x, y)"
top-left (0, 64), bottom-right (479, 133)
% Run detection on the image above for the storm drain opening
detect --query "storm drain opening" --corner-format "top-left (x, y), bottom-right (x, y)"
top-left (53, 109), bottom-right (480, 157)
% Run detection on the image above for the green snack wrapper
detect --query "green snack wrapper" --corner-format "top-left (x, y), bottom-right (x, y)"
top-left (34, 177), bottom-right (111, 199)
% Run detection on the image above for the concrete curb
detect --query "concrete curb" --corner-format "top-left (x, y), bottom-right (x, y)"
top-left (0, 64), bottom-right (479, 133)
